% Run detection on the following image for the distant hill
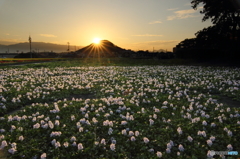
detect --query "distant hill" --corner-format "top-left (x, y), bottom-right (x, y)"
top-left (0, 42), bottom-right (82, 53)
top-left (76, 40), bottom-right (126, 57)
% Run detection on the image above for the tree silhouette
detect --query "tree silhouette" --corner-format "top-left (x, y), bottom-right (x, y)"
top-left (191, 0), bottom-right (240, 39)
top-left (175, 0), bottom-right (240, 61)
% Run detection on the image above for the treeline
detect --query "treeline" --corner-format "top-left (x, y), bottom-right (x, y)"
top-left (175, 0), bottom-right (240, 62)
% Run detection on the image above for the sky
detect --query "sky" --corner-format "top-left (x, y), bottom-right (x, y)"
top-left (0, 0), bottom-right (213, 51)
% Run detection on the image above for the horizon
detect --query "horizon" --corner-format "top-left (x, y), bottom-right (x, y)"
top-left (0, 40), bottom-right (171, 53)
top-left (0, 0), bottom-right (213, 52)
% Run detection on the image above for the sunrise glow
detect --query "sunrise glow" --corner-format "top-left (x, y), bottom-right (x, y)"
top-left (93, 38), bottom-right (101, 44)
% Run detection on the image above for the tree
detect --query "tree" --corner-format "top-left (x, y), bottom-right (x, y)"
top-left (191, 0), bottom-right (240, 56)
top-left (175, 0), bottom-right (240, 61)
top-left (191, 0), bottom-right (240, 33)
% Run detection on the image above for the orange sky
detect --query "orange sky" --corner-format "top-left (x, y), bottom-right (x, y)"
top-left (0, 0), bottom-right (212, 51)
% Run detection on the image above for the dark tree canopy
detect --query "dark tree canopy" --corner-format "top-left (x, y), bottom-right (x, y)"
top-left (191, 0), bottom-right (240, 31)
top-left (175, 0), bottom-right (240, 61)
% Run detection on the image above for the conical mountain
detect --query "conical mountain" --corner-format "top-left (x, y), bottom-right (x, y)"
top-left (76, 40), bottom-right (126, 57)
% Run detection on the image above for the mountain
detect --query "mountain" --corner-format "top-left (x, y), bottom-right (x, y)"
top-left (76, 40), bottom-right (126, 57)
top-left (0, 42), bottom-right (82, 53)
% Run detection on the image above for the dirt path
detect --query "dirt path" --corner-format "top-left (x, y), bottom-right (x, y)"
top-left (0, 149), bottom-right (8, 159)
top-left (218, 95), bottom-right (240, 108)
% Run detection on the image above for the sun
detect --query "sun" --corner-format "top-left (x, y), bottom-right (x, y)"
top-left (93, 37), bottom-right (101, 44)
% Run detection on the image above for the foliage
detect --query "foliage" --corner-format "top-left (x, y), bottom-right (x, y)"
top-left (191, 0), bottom-right (240, 26)
top-left (0, 65), bottom-right (240, 158)
top-left (175, 0), bottom-right (240, 60)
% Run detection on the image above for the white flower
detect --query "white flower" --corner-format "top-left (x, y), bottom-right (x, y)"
top-left (153, 114), bottom-right (157, 119)
top-left (121, 121), bottom-right (127, 125)
top-left (223, 127), bottom-right (228, 132)
top-left (103, 120), bottom-right (110, 126)
top-left (63, 142), bottom-right (69, 148)
top-left (155, 108), bottom-right (160, 112)
top-left (143, 137), bottom-right (149, 144)
top-left (78, 143), bottom-right (83, 150)
top-left (108, 128), bottom-right (113, 135)
top-left (70, 136), bottom-right (76, 142)
top-left (55, 141), bottom-right (61, 148)
top-left (148, 148), bottom-right (154, 152)
top-left (110, 143), bottom-right (115, 151)
top-left (177, 127), bottom-right (182, 135)
top-left (8, 148), bottom-right (17, 154)
top-left (92, 117), bottom-right (98, 124)
top-left (156, 151), bottom-right (162, 158)
top-left (11, 142), bottom-right (17, 149)
top-left (197, 131), bottom-right (201, 136)
top-left (166, 148), bottom-right (171, 153)
top-left (101, 138), bottom-right (106, 145)
top-left (227, 144), bottom-right (233, 150)
top-left (149, 119), bottom-right (154, 125)
top-left (55, 120), bottom-right (60, 126)
top-left (71, 115), bottom-right (75, 121)
top-left (202, 120), bottom-right (207, 126)
top-left (211, 123), bottom-right (216, 127)
top-left (207, 150), bottom-right (214, 158)
top-left (0, 140), bottom-right (8, 150)
top-left (177, 151), bottom-right (180, 156)
top-left (198, 131), bottom-right (206, 137)
top-left (18, 136), bottom-right (24, 141)
top-left (129, 131), bottom-right (134, 136)
top-left (51, 139), bottom-right (56, 146)
top-left (72, 142), bottom-right (77, 146)
top-left (131, 136), bottom-right (136, 141)
top-left (122, 129), bottom-right (127, 135)
top-left (187, 136), bottom-right (193, 142)
top-left (79, 127), bottom-right (84, 132)
top-left (210, 136), bottom-right (216, 141)
top-left (227, 107), bottom-right (230, 112)
top-left (207, 140), bottom-right (212, 146)
top-left (135, 131), bottom-right (140, 136)
top-left (48, 121), bottom-right (54, 129)
top-left (40, 153), bottom-right (47, 159)
top-left (227, 130), bottom-right (232, 137)
top-left (0, 129), bottom-right (5, 133)
top-left (33, 123), bottom-right (40, 129)
top-left (178, 144), bottom-right (184, 152)
top-left (167, 143), bottom-right (172, 149)
top-left (50, 131), bottom-right (62, 137)
top-left (163, 101), bottom-right (168, 105)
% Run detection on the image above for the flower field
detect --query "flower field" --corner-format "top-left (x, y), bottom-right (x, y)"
top-left (0, 65), bottom-right (240, 158)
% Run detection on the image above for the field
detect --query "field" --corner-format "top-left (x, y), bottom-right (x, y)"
top-left (0, 58), bottom-right (64, 65)
top-left (0, 59), bottom-right (240, 159)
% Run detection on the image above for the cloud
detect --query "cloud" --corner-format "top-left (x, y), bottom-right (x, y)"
top-left (40, 34), bottom-right (57, 38)
top-left (133, 40), bottom-right (179, 45)
top-left (149, 20), bottom-right (162, 24)
top-left (167, 9), bottom-right (198, 20)
top-left (132, 34), bottom-right (163, 37)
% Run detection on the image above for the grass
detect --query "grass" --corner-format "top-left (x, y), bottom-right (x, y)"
top-left (0, 58), bottom-right (240, 158)
top-left (2, 57), bottom-right (213, 68)
top-left (1, 57), bottom-right (239, 68)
